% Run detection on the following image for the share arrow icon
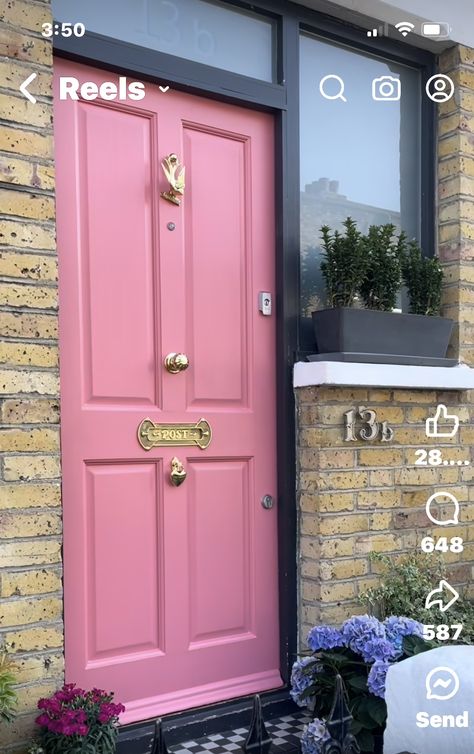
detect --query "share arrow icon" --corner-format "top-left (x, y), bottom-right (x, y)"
top-left (20, 72), bottom-right (37, 103)
top-left (425, 580), bottom-right (459, 612)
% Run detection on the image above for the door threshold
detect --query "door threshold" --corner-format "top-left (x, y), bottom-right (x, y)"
top-left (117, 688), bottom-right (297, 754)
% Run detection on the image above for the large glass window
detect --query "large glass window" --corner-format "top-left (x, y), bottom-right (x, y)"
top-left (52, 0), bottom-right (276, 82)
top-left (299, 33), bottom-right (422, 329)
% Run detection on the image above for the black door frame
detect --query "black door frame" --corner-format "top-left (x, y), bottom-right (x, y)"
top-left (53, 0), bottom-right (435, 733)
top-left (53, 7), bottom-right (300, 706)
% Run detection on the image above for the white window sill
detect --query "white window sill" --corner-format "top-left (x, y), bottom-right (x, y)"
top-left (294, 361), bottom-right (474, 390)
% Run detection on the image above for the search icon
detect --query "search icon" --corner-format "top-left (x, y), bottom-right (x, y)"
top-left (319, 74), bottom-right (347, 102)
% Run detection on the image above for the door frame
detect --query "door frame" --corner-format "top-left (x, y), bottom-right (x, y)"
top-left (52, 0), bottom-right (435, 707)
top-left (53, 9), bottom-right (299, 700)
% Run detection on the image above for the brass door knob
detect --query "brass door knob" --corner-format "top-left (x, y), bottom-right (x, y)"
top-left (164, 352), bottom-right (189, 374)
top-left (170, 457), bottom-right (186, 486)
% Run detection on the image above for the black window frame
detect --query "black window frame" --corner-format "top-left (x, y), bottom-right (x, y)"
top-left (297, 19), bottom-right (436, 352)
top-left (53, 0), bottom-right (436, 693)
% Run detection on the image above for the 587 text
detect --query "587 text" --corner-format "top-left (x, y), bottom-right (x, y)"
top-left (423, 624), bottom-right (463, 641)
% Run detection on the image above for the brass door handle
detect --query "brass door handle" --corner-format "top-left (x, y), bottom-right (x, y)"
top-left (164, 352), bottom-right (189, 374)
top-left (170, 456), bottom-right (186, 486)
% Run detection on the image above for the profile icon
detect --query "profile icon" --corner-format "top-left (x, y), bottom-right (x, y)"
top-left (426, 74), bottom-right (454, 103)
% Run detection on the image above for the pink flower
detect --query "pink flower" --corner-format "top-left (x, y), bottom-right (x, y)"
top-left (90, 687), bottom-right (108, 703)
top-left (37, 697), bottom-right (62, 715)
top-left (54, 709), bottom-right (89, 736)
top-left (55, 683), bottom-right (85, 703)
top-left (35, 713), bottom-right (51, 727)
top-left (98, 702), bottom-right (125, 723)
top-left (34, 683), bottom-right (124, 742)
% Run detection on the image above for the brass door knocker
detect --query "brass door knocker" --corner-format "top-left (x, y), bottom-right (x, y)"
top-left (170, 456), bottom-right (186, 486)
top-left (161, 153), bottom-right (185, 205)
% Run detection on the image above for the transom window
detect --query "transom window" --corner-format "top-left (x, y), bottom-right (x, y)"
top-left (52, 0), bottom-right (276, 82)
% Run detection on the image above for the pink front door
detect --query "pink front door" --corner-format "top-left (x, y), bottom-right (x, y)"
top-left (54, 59), bottom-right (280, 723)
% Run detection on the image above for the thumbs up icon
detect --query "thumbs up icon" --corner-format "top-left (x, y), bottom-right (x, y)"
top-left (426, 404), bottom-right (460, 438)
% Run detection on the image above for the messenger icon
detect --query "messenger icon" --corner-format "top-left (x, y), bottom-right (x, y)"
top-left (426, 666), bottom-right (460, 701)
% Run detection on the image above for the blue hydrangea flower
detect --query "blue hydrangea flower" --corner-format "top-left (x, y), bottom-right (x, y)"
top-left (367, 660), bottom-right (390, 699)
top-left (384, 616), bottom-right (424, 650)
top-left (301, 719), bottom-right (329, 754)
top-left (307, 625), bottom-right (344, 652)
top-left (341, 615), bottom-right (386, 656)
top-left (360, 637), bottom-right (399, 663)
top-left (290, 657), bottom-right (319, 707)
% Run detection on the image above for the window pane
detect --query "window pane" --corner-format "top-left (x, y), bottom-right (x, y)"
top-left (52, 0), bottom-right (275, 82)
top-left (299, 34), bottom-right (421, 326)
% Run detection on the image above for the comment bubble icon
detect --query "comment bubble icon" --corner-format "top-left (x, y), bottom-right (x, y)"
top-left (425, 491), bottom-right (459, 526)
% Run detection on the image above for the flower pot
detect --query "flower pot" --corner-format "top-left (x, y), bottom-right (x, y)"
top-left (311, 307), bottom-right (454, 366)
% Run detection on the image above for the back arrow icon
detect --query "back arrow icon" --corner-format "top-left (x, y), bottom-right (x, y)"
top-left (20, 72), bottom-right (37, 104)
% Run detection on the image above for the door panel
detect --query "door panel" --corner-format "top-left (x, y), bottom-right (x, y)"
top-left (77, 102), bottom-right (158, 405)
top-left (54, 59), bottom-right (280, 724)
top-left (183, 125), bottom-right (250, 407)
top-left (85, 462), bottom-right (163, 659)
top-left (187, 458), bottom-right (252, 644)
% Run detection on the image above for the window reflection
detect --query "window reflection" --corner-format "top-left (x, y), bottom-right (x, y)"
top-left (299, 34), bottom-right (421, 321)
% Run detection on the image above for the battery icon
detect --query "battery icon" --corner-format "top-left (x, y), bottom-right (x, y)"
top-left (422, 22), bottom-right (451, 39)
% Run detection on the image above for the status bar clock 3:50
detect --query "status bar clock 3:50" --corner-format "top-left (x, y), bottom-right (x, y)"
top-left (42, 22), bottom-right (85, 37)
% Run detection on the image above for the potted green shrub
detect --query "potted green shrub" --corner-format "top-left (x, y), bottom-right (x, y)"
top-left (318, 217), bottom-right (368, 308)
top-left (311, 218), bottom-right (453, 364)
top-left (358, 223), bottom-right (405, 311)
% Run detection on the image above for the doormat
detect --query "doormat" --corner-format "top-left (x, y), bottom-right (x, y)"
top-left (170, 711), bottom-right (312, 754)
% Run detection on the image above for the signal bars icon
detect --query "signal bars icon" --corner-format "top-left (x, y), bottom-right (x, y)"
top-left (366, 21), bottom-right (415, 38)
top-left (366, 22), bottom-right (388, 37)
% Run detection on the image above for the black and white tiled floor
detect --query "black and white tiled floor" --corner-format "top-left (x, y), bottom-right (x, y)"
top-left (169, 711), bottom-right (312, 754)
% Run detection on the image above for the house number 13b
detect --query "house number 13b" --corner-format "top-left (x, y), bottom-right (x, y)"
top-left (344, 406), bottom-right (394, 442)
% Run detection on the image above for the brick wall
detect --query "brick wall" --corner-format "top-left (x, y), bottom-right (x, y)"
top-left (439, 46), bottom-right (474, 362)
top-left (297, 387), bottom-right (474, 636)
top-left (297, 43), bottom-right (474, 645)
top-left (0, 1), bottom-right (63, 751)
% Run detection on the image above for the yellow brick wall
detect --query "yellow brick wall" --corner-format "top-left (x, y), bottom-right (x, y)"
top-left (297, 44), bottom-right (474, 645)
top-left (439, 46), bottom-right (474, 362)
top-left (0, 1), bottom-right (63, 751)
top-left (297, 387), bottom-right (474, 634)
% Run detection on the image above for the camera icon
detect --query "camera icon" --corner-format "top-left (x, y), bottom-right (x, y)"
top-left (372, 75), bottom-right (401, 101)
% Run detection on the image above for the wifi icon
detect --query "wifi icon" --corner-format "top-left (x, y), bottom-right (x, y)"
top-left (395, 21), bottom-right (415, 36)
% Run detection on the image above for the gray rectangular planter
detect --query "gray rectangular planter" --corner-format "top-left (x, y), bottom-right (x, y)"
top-left (311, 308), bottom-right (454, 366)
